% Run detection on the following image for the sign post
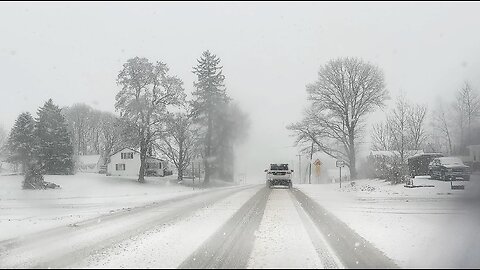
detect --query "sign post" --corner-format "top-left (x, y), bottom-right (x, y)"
top-left (336, 160), bottom-right (345, 188)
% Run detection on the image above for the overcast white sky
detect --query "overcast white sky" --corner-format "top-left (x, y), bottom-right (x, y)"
top-left (1, 2), bottom-right (480, 181)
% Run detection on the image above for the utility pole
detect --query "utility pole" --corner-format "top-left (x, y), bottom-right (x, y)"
top-left (339, 166), bottom-right (342, 188)
top-left (297, 154), bottom-right (302, 184)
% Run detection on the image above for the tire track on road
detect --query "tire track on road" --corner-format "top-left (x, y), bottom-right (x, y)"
top-left (179, 187), bottom-right (271, 269)
top-left (289, 190), bottom-right (343, 269)
top-left (291, 188), bottom-right (399, 269)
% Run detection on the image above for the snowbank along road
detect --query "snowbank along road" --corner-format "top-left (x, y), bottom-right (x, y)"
top-left (0, 184), bottom-right (399, 269)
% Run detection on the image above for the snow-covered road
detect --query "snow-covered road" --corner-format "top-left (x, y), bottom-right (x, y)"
top-left (0, 184), bottom-right (397, 269)
top-left (1, 175), bottom-right (479, 268)
top-left (0, 184), bottom-right (258, 268)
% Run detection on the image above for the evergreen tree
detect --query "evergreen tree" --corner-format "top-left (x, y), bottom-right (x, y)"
top-left (35, 99), bottom-right (74, 175)
top-left (6, 112), bottom-right (36, 172)
top-left (213, 103), bottom-right (250, 182)
top-left (191, 50), bottom-right (229, 183)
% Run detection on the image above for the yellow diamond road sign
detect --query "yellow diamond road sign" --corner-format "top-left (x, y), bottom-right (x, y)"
top-left (314, 159), bottom-right (322, 177)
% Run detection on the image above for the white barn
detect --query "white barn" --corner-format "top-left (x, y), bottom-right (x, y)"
top-left (107, 147), bottom-right (166, 177)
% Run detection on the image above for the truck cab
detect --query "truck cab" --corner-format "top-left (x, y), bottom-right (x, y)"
top-left (265, 163), bottom-right (293, 189)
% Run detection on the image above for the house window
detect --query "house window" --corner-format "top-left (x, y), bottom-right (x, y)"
top-left (121, 152), bottom-right (134, 159)
top-left (116, 164), bottom-right (126, 171)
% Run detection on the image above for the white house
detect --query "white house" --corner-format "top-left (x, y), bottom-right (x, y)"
top-left (107, 147), bottom-right (166, 177)
top-left (75, 155), bottom-right (105, 173)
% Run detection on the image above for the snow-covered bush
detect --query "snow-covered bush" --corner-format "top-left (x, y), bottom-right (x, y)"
top-left (366, 152), bottom-right (409, 184)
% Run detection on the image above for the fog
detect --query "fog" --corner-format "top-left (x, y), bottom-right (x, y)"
top-left (1, 2), bottom-right (480, 181)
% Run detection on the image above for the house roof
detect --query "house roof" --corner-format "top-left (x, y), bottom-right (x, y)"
top-left (408, 152), bottom-right (443, 159)
top-left (109, 147), bottom-right (140, 157)
top-left (370, 151), bottom-right (397, 157)
top-left (370, 150), bottom-right (424, 158)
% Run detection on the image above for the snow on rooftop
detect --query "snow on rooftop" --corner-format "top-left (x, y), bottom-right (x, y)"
top-left (369, 150), bottom-right (424, 158)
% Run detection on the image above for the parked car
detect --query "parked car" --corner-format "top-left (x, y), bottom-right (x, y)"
top-left (407, 153), bottom-right (444, 178)
top-left (428, 157), bottom-right (471, 181)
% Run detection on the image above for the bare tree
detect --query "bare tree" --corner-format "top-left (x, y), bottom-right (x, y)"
top-left (408, 103), bottom-right (428, 150)
top-left (371, 121), bottom-right (391, 151)
top-left (116, 57), bottom-right (185, 183)
top-left (431, 99), bottom-right (453, 154)
top-left (305, 57), bottom-right (388, 179)
top-left (88, 111), bottom-right (102, 155)
top-left (99, 112), bottom-right (124, 159)
top-left (289, 108), bottom-right (350, 160)
top-left (387, 94), bottom-right (411, 162)
top-left (157, 110), bottom-right (198, 182)
top-left (454, 82), bottom-right (480, 151)
top-left (370, 95), bottom-right (429, 184)
top-left (63, 104), bottom-right (92, 155)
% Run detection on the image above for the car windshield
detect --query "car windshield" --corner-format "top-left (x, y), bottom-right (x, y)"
top-left (270, 164), bottom-right (289, 170)
top-left (439, 157), bottom-right (463, 165)
top-left (2, 2), bottom-right (480, 269)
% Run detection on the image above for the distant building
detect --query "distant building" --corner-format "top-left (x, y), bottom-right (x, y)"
top-left (467, 145), bottom-right (480, 163)
top-left (75, 155), bottom-right (105, 173)
top-left (106, 147), bottom-right (167, 177)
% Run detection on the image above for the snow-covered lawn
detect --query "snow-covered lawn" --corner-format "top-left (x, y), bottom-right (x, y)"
top-left (0, 173), bottom-right (205, 241)
top-left (297, 176), bottom-right (480, 268)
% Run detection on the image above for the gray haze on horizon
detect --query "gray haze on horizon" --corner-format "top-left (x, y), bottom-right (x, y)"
top-left (1, 2), bottom-right (480, 181)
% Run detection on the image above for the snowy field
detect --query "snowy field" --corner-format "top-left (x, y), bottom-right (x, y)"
top-left (0, 173), bottom-right (211, 241)
top-left (297, 176), bottom-right (480, 268)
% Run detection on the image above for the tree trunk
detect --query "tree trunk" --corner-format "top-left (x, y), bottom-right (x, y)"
top-left (22, 160), bottom-right (28, 175)
top-left (178, 167), bottom-right (183, 181)
top-left (138, 137), bottom-right (147, 183)
top-left (178, 145), bottom-right (184, 182)
top-left (447, 133), bottom-right (453, 155)
top-left (204, 114), bottom-right (213, 184)
top-left (348, 130), bottom-right (357, 180)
